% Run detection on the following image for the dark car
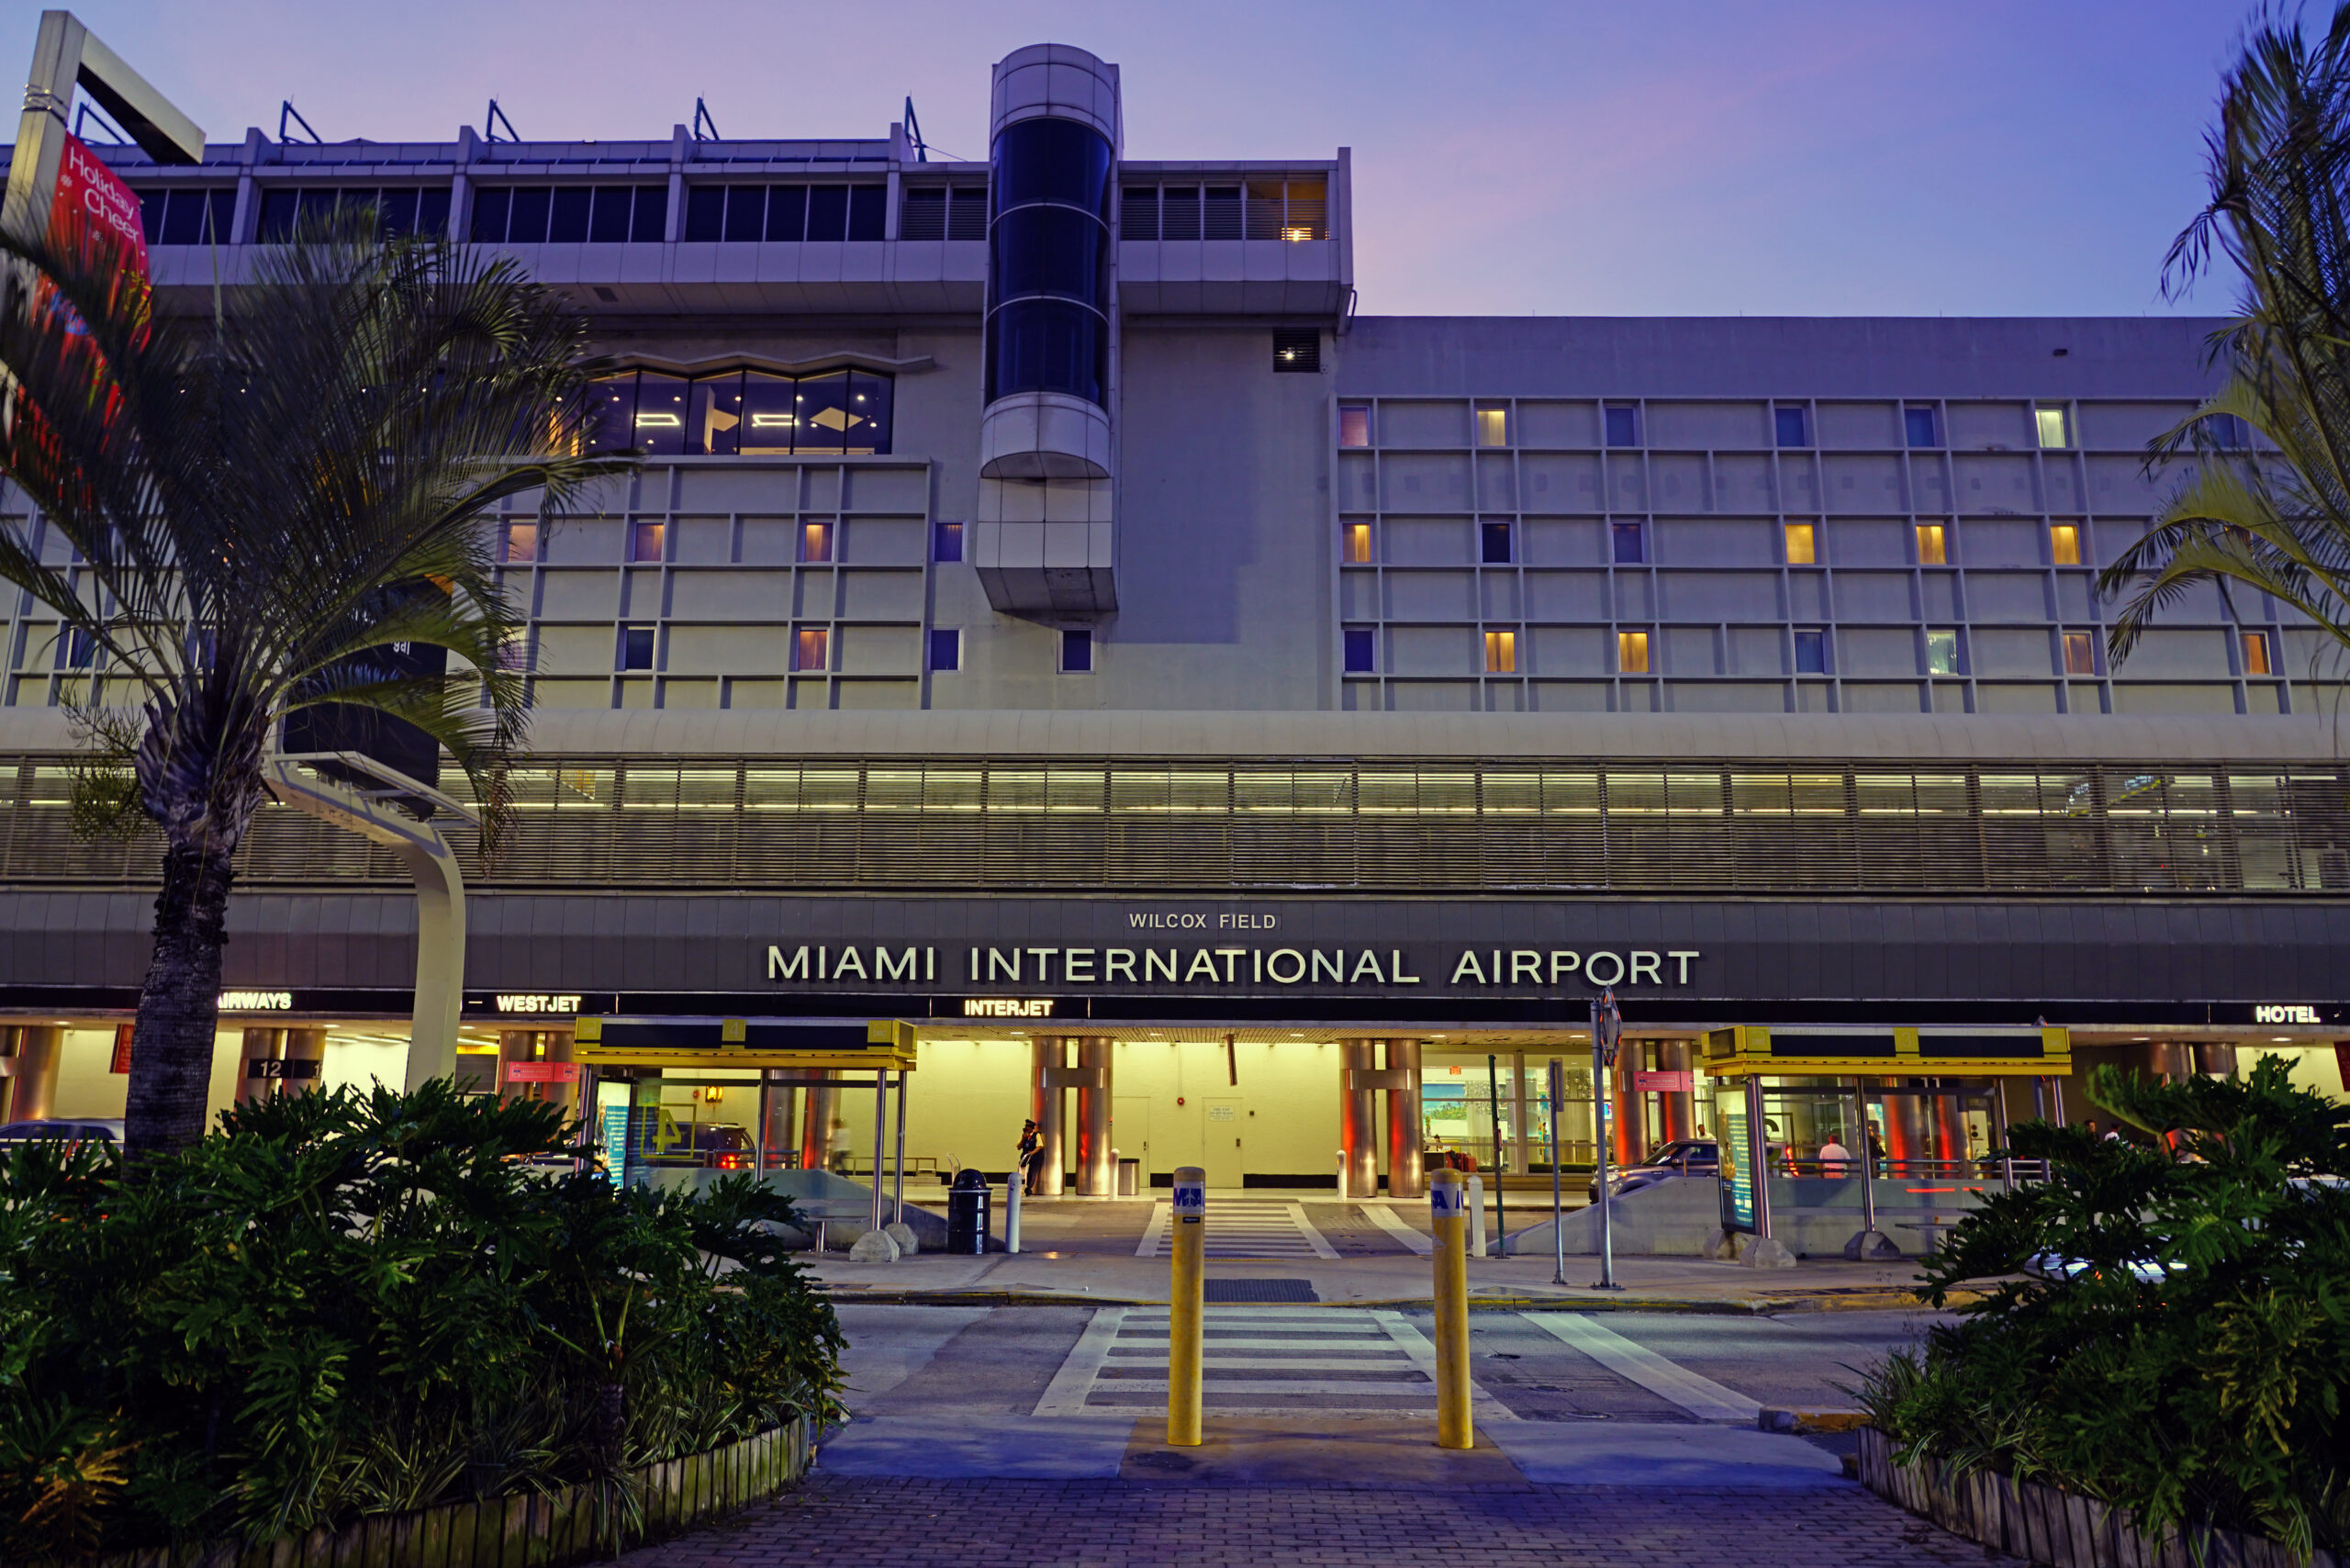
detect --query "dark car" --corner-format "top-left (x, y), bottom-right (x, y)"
top-left (0, 1119), bottom-right (125, 1153)
top-left (1588, 1137), bottom-right (1718, 1202)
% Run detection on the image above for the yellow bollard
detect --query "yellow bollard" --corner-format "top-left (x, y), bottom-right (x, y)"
top-left (1169, 1164), bottom-right (1205, 1446)
top-left (1430, 1168), bottom-right (1473, 1450)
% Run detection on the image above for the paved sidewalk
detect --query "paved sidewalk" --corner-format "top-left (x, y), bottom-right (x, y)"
top-left (617, 1476), bottom-right (2016, 1567)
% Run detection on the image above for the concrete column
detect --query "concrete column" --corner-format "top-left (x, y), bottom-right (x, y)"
top-left (1931, 1084), bottom-right (1970, 1166)
top-left (542, 1029), bottom-right (577, 1116)
top-left (498, 1029), bottom-right (539, 1103)
top-left (1880, 1081), bottom-right (1929, 1171)
top-left (281, 1027), bottom-right (328, 1098)
top-left (2194, 1042), bottom-right (2238, 1079)
top-left (1609, 1046), bottom-right (1645, 1167)
top-left (5, 1025), bottom-right (63, 1121)
top-left (1029, 1038), bottom-right (1065, 1196)
top-left (2148, 1040), bottom-right (2196, 1082)
top-left (1075, 1036), bottom-right (1114, 1196)
top-left (1657, 1040), bottom-right (1696, 1142)
top-left (236, 1027), bottom-right (284, 1106)
top-left (1511, 1050), bottom-right (1531, 1177)
top-left (1383, 1038), bottom-right (1424, 1198)
top-left (800, 1070), bottom-right (838, 1173)
top-left (763, 1078), bottom-right (797, 1171)
top-left (1338, 1039), bottom-right (1379, 1197)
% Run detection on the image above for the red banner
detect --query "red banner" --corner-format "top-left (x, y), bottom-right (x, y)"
top-left (111, 1023), bottom-right (135, 1074)
top-left (49, 130), bottom-right (150, 279)
top-left (503, 1060), bottom-right (579, 1084)
top-left (1633, 1070), bottom-right (1694, 1093)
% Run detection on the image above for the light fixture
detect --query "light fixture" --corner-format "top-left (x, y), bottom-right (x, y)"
top-left (2274, 1036), bottom-right (2291, 1042)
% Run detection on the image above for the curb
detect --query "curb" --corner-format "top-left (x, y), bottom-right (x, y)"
top-left (817, 1285), bottom-right (1954, 1315)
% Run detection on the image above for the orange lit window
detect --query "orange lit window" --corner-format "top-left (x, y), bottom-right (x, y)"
top-left (793, 627), bottom-right (829, 672)
top-left (1617, 631), bottom-right (1650, 674)
top-left (1344, 522), bottom-right (1373, 564)
top-left (1916, 524), bottom-right (1947, 565)
top-left (1475, 406), bottom-right (1508, 447)
top-left (2242, 631), bottom-right (2273, 676)
top-left (2063, 633), bottom-right (2095, 676)
top-left (2050, 524), bottom-right (2081, 566)
top-left (1338, 405), bottom-right (1371, 448)
top-left (1484, 630), bottom-right (1516, 673)
top-left (503, 522), bottom-right (539, 564)
top-left (800, 521), bottom-right (833, 563)
top-left (630, 521), bottom-right (665, 563)
top-left (1784, 523), bottom-right (1816, 565)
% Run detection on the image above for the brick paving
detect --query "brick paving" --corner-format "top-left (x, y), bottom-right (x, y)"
top-left (617, 1476), bottom-right (2019, 1567)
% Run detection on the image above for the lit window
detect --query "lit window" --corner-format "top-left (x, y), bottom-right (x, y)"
top-left (800, 521), bottom-right (833, 563)
top-left (1605, 405), bottom-right (1639, 447)
top-left (1794, 630), bottom-right (1826, 674)
top-left (2242, 630), bottom-right (2273, 676)
top-left (2050, 524), bottom-right (2081, 566)
top-left (1784, 522), bottom-right (1816, 565)
top-left (2063, 632), bottom-right (2095, 676)
top-left (619, 626), bottom-right (655, 670)
top-left (64, 629), bottom-right (96, 668)
top-left (1061, 627), bottom-right (1094, 673)
top-left (1916, 523), bottom-right (1947, 565)
top-left (1338, 405), bottom-right (1371, 448)
top-left (1475, 406), bottom-right (1508, 447)
top-left (1617, 630), bottom-right (1650, 674)
top-left (934, 521), bottom-right (964, 563)
top-left (929, 628), bottom-right (960, 672)
top-left (1926, 630), bottom-right (1959, 676)
top-left (1774, 406), bottom-right (1809, 447)
top-left (793, 627), bottom-right (829, 672)
top-left (2035, 406), bottom-right (2071, 449)
top-left (1272, 330), bottom-right (1320, 373)
top-left (1481, 521), bottom-right (1513, 565)
top-left (502, 522), bottom-right (539, 565)
top-left (1612, 521), bottom-right (1646, 564)
top-left (1484, 630), bottom-right (1516, 673)
top-left (1904, 406), bottom-right (1939, 447)
top-left (1344, 522), bottom-right (1373, 564)
top-left (1343, 626), bottom-right (1375, 673)
top-left (630, 521), bottom-right (665, 563)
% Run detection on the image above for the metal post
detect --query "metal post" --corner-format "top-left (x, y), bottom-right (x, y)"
top-left (1339, 1039), bottom-right (1379, 1199)
top-left (1548, 1058), bottom-right (1566, 1286)
top-left (1854, 1083), bottom-right (1878, 1237)
top-left (869, 1071), bottom-right (888, 1234)
top-left (1004, 1168), bottom-right (1022, 1253)
top-left (893, 1070), bottom-right (909, 1226)
top-left (1169, 1165), bottom-right (1205, 1447)
top-left (754, 1080), bottom-right (769, 1179)
top-left (1989, 1082), bottom-right (2013, 1190)
top-left (1512, 1048), bottom-right (1531, 1179)
top-left (1430, 1170), bottom-right (1472, 1450)
top-left (1592, 1000), bottom-right (1617, 1290)
top-left (1485, 1053), bottom-right (1507, 1255)
top-left (1384, 1037), bottom-right (1425, 1199)
top-left (1746, 1075), bottom-right (1774, 1241)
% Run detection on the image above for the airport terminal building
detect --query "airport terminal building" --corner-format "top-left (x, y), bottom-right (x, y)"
top-left (3, 44), bottom-right (2346, 1197)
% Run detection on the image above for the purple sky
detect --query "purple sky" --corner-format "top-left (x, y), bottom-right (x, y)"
top-left (57, 0), bottom-right (2250, 318)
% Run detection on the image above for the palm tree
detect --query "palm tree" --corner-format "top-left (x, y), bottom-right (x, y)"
top-left (0, 212), bottom-right (631, 1155)
top-left (2101, 4), bottom-right (2350, 691)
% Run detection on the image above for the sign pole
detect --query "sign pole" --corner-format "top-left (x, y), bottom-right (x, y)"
top-left (1430, 1169), bottom-right (1472, 1449)
top-left (1169, 1165), bottom-right (1205, 1447)
top-left (1485, 1052), bottom-right (1507, 1256)
top-left (1548, 1058), bottom-right (1566, 1285)
top-left (1593, 990), bottom-right (1622, 1291)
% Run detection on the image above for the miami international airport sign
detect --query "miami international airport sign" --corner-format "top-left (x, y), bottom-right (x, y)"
top-left (766, 942), bottom-right (1703, 992)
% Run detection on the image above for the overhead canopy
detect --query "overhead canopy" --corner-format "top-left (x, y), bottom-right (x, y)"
top-left (572, 1015), bottom-right (917, 1071)
top-left (1702, 1025), bottom-right (2070, 1080)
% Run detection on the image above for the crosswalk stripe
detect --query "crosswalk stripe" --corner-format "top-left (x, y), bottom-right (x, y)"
top-left (1139, 1201), bottom-right (1332, 1258)
top-left (1360, 1202), bottom-right (1436, 1255)
top-left (1521, 1312), bottom-right (1762, 1425)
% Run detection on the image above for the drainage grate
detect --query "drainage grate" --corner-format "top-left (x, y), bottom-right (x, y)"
top-left (1203, 1278), bottom-right (1318, 1303)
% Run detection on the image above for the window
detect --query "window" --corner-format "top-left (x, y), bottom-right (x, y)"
top-left (1916, 523), bottom-right (1947, 565)
top-left (629, 521), bottom-right (665, 563)
top-left (1604, 405), bottom-right (1639, 447)
top-left (1120, 185), bottom-right (1159, 240)
top-left (2207, 413), bottom-right (2251, 449)
top-left (501, 522), bottom-right (539, 565)
top-left (1338, 405), bottom-right (1371, 448)
top-left (1343, 626), bottom-right (1375, 673)
top-left (470, 185), bottom-right (655, 244)
top-left (1774, 405), bottom-right (1809, 447)
top-left (2242, 630), bottom-right (2274, 676)
top-left (1904, 406), bottom-right (1940, 447)
top-left (1481, 521), bottom-right (1513, 565)
top-left (1612, 521), bottom-right (1646, 564)
top-left (934, 521), bottom-right (965, 563)
top-left (583, 367), bottom-right (894, 455)
top-left (1926, 630), bottom-right (1959, 676)
top-left (2049, 524), bottom-right (2081, 566)
top-left (1794, 630), bottom-right (1826, 674)
top-left (1272, 330), bottom-right (1320, 373)
top-left (2063, 632), bottom-right (2096, 676)
top-left (255, 185), bottom-right (453, 242)
top-left (1617, 631), bottom-right (1651, 674)
top-left (1060, 627), bottom-right (1094, 673)
top-left (681, 184), bottom-right (881, 243)
top-left (1475, 406), bottom-right (1508, 447)
top-left (900, 186), bottom-right (945, 240)
top-left (1344, 522), bottom-right (1374, 564)
top-left (136, 186), bottom-right (237, 245)
top-left (928, 628), bottom-right (961, 672)
top-left (63, 629), bottom-right (96, 669)
top-left (620, 627), bottom-right (655, 671)
top-left (1483, 630), bottom-right (1516, 673)
top-left (793, 628), bottom-right (829, 673)
top-left (1784, 522), bottom-right (1816, 565)
top-left (2035, 405), bottom-right (2071, 449)
top-left (800, 521), bottom-right (833, 564)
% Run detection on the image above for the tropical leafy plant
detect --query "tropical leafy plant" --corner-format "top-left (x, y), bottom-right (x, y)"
top-left (0, 1082), bottom-right (844, 1562)
top-left (2099, 3), bottom-right (2350, 697)
top-left (1858, 1059), bottom-right (2350, 1560)
top-left (0, 213), bottom-right (631, 1155)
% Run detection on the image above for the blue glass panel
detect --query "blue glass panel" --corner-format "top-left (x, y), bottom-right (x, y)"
top-left (984, 298), bottom-right (1106, 405)
top-left (991, 117), bottom-right (1112, 218)
top-left (990, 204), bottom-right (1108, 308)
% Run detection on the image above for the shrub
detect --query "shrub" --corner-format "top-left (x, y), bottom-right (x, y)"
top-left (0, 1081), bottom-right (843, 1562)
top-left (1858, 1058), bottom-right (2350, 1560)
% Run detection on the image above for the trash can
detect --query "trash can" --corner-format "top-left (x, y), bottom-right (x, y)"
top-left (946, 1168), bottom-right (991, 1255)
top-left (1116, 1157), bottom-right (1140, 1197)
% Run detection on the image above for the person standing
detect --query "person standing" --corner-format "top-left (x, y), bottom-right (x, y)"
top-left (1818, 1132), bottom-right (1852, 1178)
top-left (1017, 1118), bottom-right (1044, 1194)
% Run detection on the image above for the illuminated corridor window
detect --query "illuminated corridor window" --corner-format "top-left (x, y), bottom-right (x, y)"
top-left (2242, 631), bottom-right (2273, 676)
top-left (1475, 405), bottom-right (1508, 446)
top-left (1784, 522), bottom-right (1816, 564)
top-left (1483, 630), bottom-right (1516, 673)
top-left (793, 628), bottom-right (829, 672)
top-left (1915, 524), bottom-right (1946, 565)
top-left (2035, 406), bottom-right (2071, 448)
top-left (1338, 405), bottom-right (1371, 448)
top-left (1344, 522), bottom-right (1373, 563)
top-left (1617, 630), bottom-right (1650, 674)
top-left (800, 522), bottom-right (833, 564)
top-left (501, 522), bottom-right (539, 564)
top-left (1927, 630), bottom-right (1959, 675)
top-left (2050, 524), bottom-right (2081, 566)
top-left (630, 521), bottom-right (665, 563)
top-left (2064, 633), bottom-right (2096, 676)
top-left (584, 367), bottom-right (894, 455)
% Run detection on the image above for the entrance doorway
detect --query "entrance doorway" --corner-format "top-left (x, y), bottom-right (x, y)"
top-left (1203, 1094), bottom-right (1244, 1188)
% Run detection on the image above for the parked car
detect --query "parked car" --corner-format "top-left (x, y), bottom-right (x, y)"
top-left (0, 1119), bottom-right (125, 1153)
top-left (1588, 1137), bottom-right (1718, 1202)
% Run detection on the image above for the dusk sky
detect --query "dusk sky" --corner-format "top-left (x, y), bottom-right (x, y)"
top-left (58, 0), bottom-right (2252, 319)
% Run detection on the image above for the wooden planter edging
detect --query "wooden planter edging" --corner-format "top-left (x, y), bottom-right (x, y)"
top-left (84, 1417), bottom-right (811, 1568)
top-left (1857, 1428), bottom-right (2338, 1568)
